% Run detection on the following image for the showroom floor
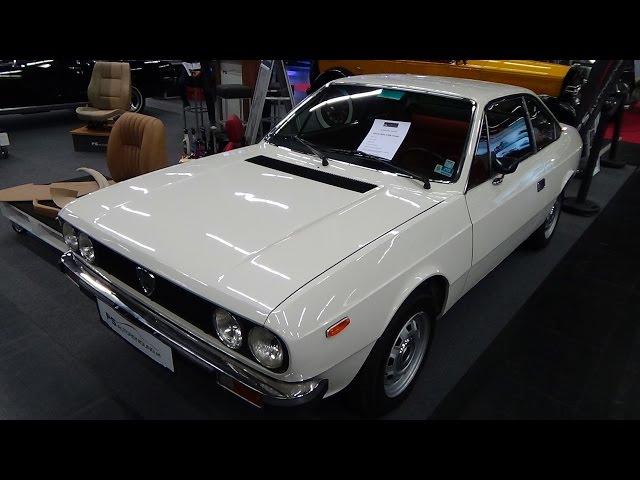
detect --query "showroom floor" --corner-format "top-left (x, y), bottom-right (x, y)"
top-left (433, 146), bottom-right (640, 419)
top-left (0, 100), bottom-right (637, 419)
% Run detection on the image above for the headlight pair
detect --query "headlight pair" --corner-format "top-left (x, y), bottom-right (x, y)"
top-left (62, 222), bottom-right (95, 264)
top-left (213, 308), bottom-right (285, 370)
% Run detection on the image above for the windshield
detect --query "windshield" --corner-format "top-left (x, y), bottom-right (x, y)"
top-left (266, 84), bottom-right (474, 182)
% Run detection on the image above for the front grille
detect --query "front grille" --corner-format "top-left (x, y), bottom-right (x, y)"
top-left (91, 241), bottom-right (214, 335)
top-left (88, 238), bottom-right (290, 372)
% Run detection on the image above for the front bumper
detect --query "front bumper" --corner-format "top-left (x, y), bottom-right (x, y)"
top-left (60, 251), bottom-right (327, 407)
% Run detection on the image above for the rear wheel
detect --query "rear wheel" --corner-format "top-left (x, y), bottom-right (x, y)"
top-left (527, 193), bottom-right (563, 249)
top-left (130, 86), bottom-right (145, 113)
top-left (308, 68), bottom-right (351, 94)
top-left (346, 297), bottom-right (433, 417)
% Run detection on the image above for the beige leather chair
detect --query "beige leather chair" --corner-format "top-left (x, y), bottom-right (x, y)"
top-left (0, 112), bottom-right (167, 220)
top-left (76, 61), bottom-right (131, 123)
top-left (107, 112), bottom-right (168, 182)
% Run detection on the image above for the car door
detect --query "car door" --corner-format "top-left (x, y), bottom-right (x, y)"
top-left (58, 59), bottom-right (91, 103)
top-left (21, 59), bottom-right (64, 106)
top-left (0, 60), bottom-right (27, 108)
top-left (523, 94), bottom-right (563, 209)
top-left (463, 95), bottom-right (548, 292)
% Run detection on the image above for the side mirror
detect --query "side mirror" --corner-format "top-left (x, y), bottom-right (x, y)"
top-left (491, 151), bottom-right (519, 175)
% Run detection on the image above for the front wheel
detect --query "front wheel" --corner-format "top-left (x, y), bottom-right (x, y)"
top-left (346, 298), bottom-right (433, 417)
top-left (527, 193), bottom-right (563, 249)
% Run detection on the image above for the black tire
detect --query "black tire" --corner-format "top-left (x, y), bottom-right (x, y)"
top-left (11, 222), bottom-right (25, 234)
top-left (130, 85), bottom-right (145, 113)
top-left (346, 295), bottom-right (434, 417)
top-left (308, 68), bottom-right (351, 94)
top-left (527, 193), bottom-right (563, 249)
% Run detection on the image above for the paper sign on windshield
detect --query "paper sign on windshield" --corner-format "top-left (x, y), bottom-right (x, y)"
top-left (357, 119), bottom-right (411, 160)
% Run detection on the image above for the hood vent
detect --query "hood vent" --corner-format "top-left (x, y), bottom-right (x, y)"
top-left (246, 156), bottom-right (377, 193)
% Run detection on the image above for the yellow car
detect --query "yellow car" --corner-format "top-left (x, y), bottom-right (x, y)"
top-left (309, 60), bottom-right (589, 125)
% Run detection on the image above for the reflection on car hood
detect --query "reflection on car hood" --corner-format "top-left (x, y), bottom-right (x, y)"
top-left (60, 143), bottom-right (448, 322)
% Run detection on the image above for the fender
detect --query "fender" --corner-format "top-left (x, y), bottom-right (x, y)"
top-left (561, 168), bottom-right (577, 194)
top-left (264, 195), bottom-right (472, 382)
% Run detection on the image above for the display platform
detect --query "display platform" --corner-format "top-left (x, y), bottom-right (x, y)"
top-left (70, 126), bottom-right (110, 152)
top-left (0, 175), bottom-right (107, 253)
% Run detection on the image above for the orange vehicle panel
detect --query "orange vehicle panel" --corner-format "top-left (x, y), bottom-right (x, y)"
top-left (317, 60), bottom-right (569, 97)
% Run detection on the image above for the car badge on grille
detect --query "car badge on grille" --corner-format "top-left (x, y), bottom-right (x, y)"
top-left (136, 266), bottom-right (156, 296)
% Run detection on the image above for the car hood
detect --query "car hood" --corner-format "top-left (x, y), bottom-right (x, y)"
top-left (61, 143), bottom-right (447, 322)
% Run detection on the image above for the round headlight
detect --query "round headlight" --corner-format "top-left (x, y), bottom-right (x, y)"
top-left (63, 222), bottom-right (78, 251)
top-left (214, 309), bottom-right (243, 350)
top-left (248, 327), bottom-right (284, 369)
top-left (78, 233), bottom-right (95, 263)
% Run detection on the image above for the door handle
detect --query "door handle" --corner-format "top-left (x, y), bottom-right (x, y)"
top-left (537, 178), bottom-right (546, 192)
top-left (492, 174), bottom-right (504, 185)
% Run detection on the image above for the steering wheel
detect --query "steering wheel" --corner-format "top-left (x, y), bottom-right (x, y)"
top-left (396, 147), bottom-right (448, 166)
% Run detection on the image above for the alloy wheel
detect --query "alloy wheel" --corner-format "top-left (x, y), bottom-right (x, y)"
top-left (544, 198), bottom-right (561, 239)
top-left (383, 312), bottom-right (429, 398)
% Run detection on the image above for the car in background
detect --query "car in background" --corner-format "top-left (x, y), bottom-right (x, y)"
top-left (0, 59), bottom-right (180, 115)
top-left (59, 74), bottom-right (582, 416)
top-left (559, 59), bottom-right (636, 106)
top-left (309, 60), bottom-right (590, 126)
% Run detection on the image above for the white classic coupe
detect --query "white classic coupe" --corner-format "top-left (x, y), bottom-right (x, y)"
top-left (60, 75), bottom-right (582, 415)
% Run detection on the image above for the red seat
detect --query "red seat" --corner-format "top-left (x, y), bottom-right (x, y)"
top-left (407, 113), bottom-right (469, 159)
top-left (223, 115), bottom-right (245, 152)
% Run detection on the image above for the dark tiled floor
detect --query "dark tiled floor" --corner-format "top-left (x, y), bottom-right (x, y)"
top-left (432, 160), bottom-right (640, 419)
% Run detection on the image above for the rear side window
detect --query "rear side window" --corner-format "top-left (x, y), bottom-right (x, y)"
top-left (525, 96), bottom-right (559, 151)
top-left (485, 96), bottom-right (533, 164)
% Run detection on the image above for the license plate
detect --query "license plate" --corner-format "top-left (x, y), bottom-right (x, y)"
top-left (97, 300), bottom-right (174, 372)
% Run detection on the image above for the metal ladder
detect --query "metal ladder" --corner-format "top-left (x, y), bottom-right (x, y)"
top-left (244, 60), bottom-right (295, 145)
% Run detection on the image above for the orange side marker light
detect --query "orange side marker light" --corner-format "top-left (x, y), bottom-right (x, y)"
top-left (326, 317), bottom-right (350, 338)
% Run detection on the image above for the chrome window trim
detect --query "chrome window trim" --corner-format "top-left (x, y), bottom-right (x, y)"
top-left (522, 93), bottom-right (563, 152)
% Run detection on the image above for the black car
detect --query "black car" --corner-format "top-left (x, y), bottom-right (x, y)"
top-left (0, 59), bottom-right (180, 115)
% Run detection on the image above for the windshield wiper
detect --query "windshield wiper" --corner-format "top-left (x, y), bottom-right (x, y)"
top-left (278, 134), bottom-right (329, 166)
top-left (325, 148), bottom-right (431, 189)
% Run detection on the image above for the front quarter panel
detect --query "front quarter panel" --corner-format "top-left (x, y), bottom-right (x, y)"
top-left (265, 193), bottom-right (472, 389)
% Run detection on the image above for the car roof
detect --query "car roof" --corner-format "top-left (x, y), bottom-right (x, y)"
top-left (331, 74), bottom-right (534, 104)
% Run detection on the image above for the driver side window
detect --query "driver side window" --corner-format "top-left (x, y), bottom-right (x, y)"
top-left (467, 96), bottom-right (534, 190)
top-left (485, 96), bottom-right (533, 165)
top-left (468, 116), bottom-right (490, 190)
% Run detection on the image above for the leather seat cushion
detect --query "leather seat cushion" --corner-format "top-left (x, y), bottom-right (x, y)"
top-left (76, 106), bottom-right (123, 121)
top-left (107, 112), bottom-right (168, 182)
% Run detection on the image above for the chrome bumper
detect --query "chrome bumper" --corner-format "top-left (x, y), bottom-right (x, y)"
top-left (60, 251), bottom-right (327, 407)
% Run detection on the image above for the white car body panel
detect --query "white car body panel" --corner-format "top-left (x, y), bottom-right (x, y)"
top-left (61, 142), bottom-right (443, 324)
top-left (464, 126), bottom-right (581, 291)
top-left (60, 74), bottom-right (582, 397)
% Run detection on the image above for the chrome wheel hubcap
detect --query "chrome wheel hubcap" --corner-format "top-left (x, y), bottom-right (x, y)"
top-left (384, 312), bottom-right (429, 398)
top-left (544, 198), bottom-right (561, 239)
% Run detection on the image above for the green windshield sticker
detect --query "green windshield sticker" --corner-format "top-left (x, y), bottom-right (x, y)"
top-left (378, 89), bottom-right (405, 101)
